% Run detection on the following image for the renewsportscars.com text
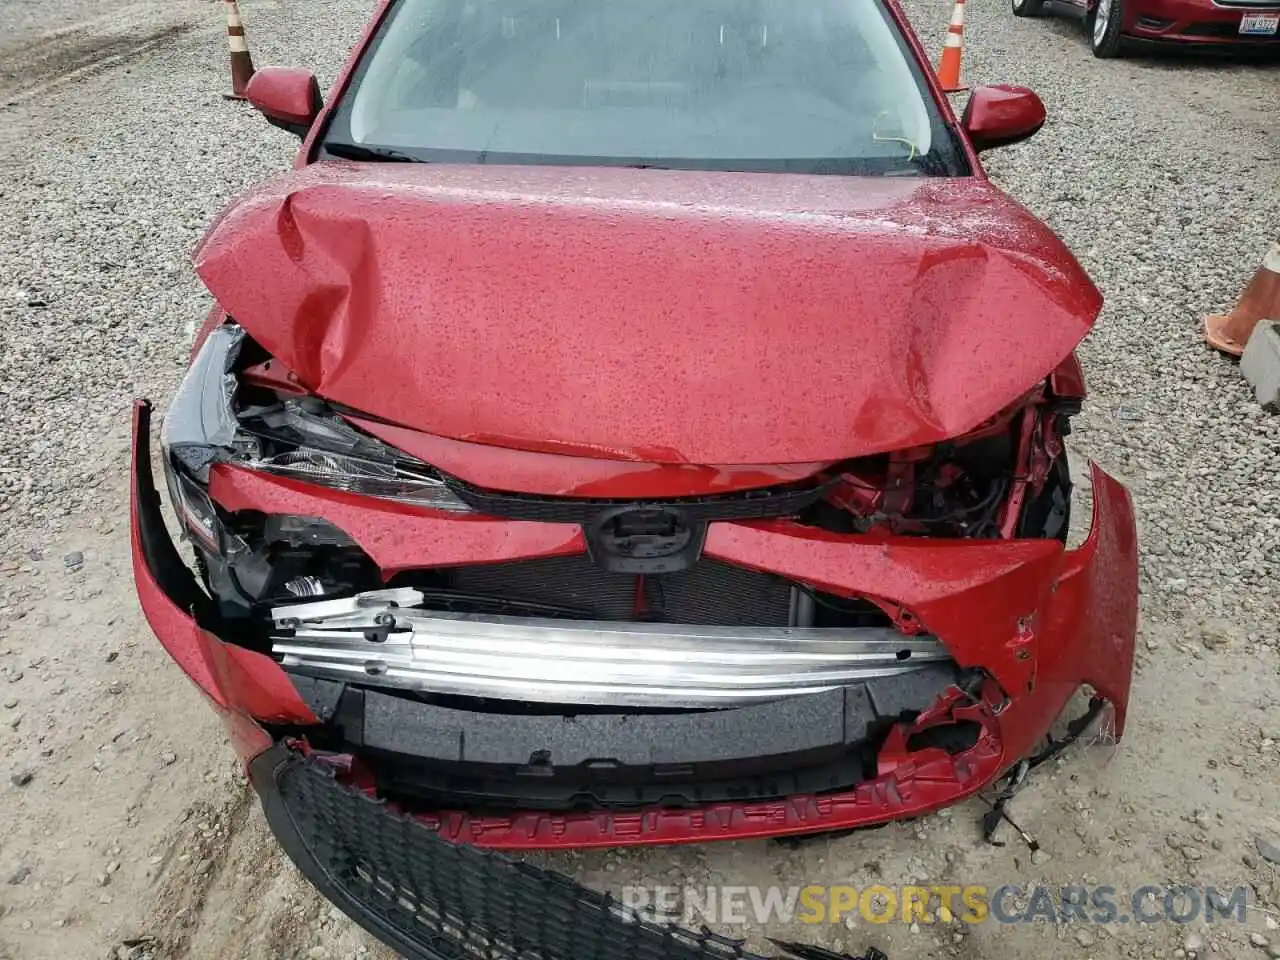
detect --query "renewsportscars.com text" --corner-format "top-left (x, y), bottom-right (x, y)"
top-left (620, 884), bottom-right (1249, 927)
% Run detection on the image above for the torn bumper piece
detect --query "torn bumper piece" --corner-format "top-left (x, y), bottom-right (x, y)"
top-left (252, 744), bottom-right (891, 960)
top-left (132, 399), bottom-right (1138, 850)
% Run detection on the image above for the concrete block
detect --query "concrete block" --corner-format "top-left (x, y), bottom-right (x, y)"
top-left (1241, 319), bottom-right (1280, 413)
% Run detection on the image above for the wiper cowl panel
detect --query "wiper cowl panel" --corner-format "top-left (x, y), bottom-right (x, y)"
top-left (322, 141), bottom-right (422, 164)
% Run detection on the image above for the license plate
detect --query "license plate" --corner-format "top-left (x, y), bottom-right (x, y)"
top-left (1239, 13), bottom-right (1279, 34)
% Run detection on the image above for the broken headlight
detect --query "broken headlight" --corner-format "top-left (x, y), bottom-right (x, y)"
top-left (159, 323), bottom-right (470, 552)
top-left (233, 397), bottom-right (469, 511)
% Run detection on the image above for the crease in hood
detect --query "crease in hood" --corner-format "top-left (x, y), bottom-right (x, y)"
top-left (194, 162), bottom-right (1101, 464)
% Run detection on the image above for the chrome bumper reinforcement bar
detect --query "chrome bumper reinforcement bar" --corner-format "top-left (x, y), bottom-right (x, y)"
top-left (271, 588), bottom-right (951, 708)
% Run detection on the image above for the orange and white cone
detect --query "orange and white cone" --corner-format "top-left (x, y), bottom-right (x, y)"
top-left (1204, 241), bottom-right (1280, 357)
top-left (224, 0), bottom-right (256, 100)
top-left (937, 0), bottom-right (967, 93)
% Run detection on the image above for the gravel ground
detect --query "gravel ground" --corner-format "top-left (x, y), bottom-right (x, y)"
top-left (0, 1), bottom-right (1276, 959)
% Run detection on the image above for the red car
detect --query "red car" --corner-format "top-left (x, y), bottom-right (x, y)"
top-left (132, 0), bottom-right (1138, 956)
top-left (1013, 0), bottom-right (1280, 57)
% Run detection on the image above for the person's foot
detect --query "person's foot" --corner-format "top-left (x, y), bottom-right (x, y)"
top-left (1204, 313), bottom-right (1247, 358)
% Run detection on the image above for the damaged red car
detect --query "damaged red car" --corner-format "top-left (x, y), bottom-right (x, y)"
top-left (131, 0), bottom-right (1138, 957)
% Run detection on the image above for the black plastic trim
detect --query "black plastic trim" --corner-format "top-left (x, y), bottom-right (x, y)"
top-left (134, 401), bottom-right (220, 629)
top-left (249, 745), bottom-right (462, 960)
top-left (445, 476), bottom-right (831, 525)
top-left (248, 745), bottom-right (883, 960)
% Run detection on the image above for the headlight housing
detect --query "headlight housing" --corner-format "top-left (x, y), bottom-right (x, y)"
top-left (233, 397), bottom-right (468, 509)
top-left (159, 323), bottom-right (471, 551)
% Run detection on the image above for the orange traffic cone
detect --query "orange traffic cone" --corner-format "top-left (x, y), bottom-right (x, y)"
top-left (1204, 241), bottom-right (1280, 357)
top-left (937, 0), bottom-right (968, 93)
top-left (224, 0), bottom-right (255, 100)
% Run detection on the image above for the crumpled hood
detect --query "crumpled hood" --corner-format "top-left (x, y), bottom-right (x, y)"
top-left (194, 162), bottom-right (1100, 464)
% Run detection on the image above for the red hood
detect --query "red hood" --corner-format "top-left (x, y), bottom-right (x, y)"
top-left (194, 162), bottom-right (1100, 464)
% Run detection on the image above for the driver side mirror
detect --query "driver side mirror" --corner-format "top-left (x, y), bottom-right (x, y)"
top-left (246, 67), bottom-right (323, 138)
top-left (961, 84), bottom-right (1046, 153)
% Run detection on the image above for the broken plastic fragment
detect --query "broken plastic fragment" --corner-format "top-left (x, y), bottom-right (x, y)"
top-left (161, 324), bottom-right (244, 480)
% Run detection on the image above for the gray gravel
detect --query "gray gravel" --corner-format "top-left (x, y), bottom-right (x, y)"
top-left (0, 1), bottom-right (372, 554)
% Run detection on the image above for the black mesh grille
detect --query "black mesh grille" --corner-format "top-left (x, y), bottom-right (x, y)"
top-left (255, 748), bottom-right (774, 960)
top-left (445, 555), bottom-right (794, 626)
top-left (445, 478), bottom-right (828, 524)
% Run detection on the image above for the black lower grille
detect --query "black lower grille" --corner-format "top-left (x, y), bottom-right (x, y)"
top-left (252, 746), bottom-right (777, 960)
top-left (443, 555), bottom-right (794, 626)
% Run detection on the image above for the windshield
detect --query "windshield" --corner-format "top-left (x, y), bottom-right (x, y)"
top-left (326, 0), bottom-right (960, 176)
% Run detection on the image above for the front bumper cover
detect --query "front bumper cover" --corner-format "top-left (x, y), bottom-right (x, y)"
top-left (132, 399), bottom-right (1138, 848)
top-left (1123, 0), bottom-right (1280, 44)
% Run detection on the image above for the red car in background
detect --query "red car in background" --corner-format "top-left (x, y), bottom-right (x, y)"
top-left (131, 0), bottom-right (1139, 957)
top-left (1013, 0), bottom-right (1280, 57)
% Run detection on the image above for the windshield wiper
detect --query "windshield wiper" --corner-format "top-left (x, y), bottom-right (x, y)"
top-left (323, 141), bottom-right (421, 163)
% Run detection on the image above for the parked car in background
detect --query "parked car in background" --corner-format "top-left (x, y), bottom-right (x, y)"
top-left (1013, 0), bottom-right (1280, 56)
top-left (132, 0), bottom-right (1139, 957)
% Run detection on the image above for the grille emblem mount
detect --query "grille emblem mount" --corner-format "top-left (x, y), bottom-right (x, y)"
top-left (585, 505), bottom-right (706, 574)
